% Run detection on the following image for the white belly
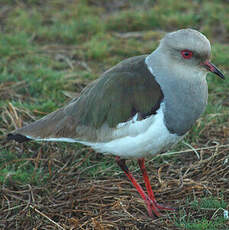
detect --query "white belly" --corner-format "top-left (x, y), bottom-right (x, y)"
top-left (80, 103), bottom-right (182, 158)
top-left (28, 103), bottom-right (182, 158)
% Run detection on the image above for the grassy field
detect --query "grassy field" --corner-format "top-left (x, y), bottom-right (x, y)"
top-left (0, 0), bottom-right (229, 229)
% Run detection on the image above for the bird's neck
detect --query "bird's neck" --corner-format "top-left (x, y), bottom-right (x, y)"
top-left (145, 49), bottom-right (208, 135)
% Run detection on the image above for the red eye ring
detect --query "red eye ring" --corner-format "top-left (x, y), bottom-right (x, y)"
top-left (181, 50), bottom-right (193, 59)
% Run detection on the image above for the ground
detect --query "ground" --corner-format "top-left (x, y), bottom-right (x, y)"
top-left (0, 0), bottom-right (229, 229)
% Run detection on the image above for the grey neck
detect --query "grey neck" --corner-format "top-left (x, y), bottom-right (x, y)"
top-left (145, 48), bottom-right (208, 135)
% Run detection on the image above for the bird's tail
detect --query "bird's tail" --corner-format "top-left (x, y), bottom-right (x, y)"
top-left (6, 107), bottom-right (75, 143)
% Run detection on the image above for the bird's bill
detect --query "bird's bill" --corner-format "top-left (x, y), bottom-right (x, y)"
top-left (203, 60), bottom-right (225, 79)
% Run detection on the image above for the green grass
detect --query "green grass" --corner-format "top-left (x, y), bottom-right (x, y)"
top-left (0, 149), bottom-right (49, 185)
top-left (176, 196), bottom-right (228, 230)
top-left (190, 196), bottom-right (227, 209)
top-left (179, 217), bottom-right (227, 230)
top-left (0, 0), bottom-right (228, 229)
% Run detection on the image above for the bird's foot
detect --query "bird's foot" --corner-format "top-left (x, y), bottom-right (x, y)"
top-left (145, 196), bottom-right (175, 218)
top-left (153, 201), bottom-right (175, 211)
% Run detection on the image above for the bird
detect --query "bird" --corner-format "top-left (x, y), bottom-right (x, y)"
top-left (7, 28), bottom-right (225, 218)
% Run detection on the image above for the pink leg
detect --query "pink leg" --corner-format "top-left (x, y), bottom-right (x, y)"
top-left (116, 157), bottom-right (161, 217)
top-left (138, 158), bottom-right (175, 211)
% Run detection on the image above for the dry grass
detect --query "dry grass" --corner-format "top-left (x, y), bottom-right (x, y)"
top-left (1, 125), bottom-right (229, 229)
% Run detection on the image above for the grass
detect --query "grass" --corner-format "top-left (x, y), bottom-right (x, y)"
top-left (0, 0), bottom-right (229, 229)
top-left (176, 196), bottom-right (228, 230)
top-left (190, 196), bottom-right (227, 209)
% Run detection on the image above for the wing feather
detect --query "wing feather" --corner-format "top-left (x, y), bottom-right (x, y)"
top-left (8, 55), bottom-right (163, 142)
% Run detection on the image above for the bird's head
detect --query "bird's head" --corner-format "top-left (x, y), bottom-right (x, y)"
top-left (160, 28), bottom-right (225, 79)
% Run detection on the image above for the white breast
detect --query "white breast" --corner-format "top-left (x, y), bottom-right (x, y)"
top-left (79, 103), bottom-right (182, 158)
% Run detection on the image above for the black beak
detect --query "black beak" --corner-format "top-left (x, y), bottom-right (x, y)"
top-left (203, 60), bottom-right (225, 80)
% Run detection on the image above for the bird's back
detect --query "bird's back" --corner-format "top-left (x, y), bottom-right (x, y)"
top-left (8, 55), bottom-right (164, 143)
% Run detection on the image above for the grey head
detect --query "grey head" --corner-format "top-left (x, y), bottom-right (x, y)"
top-left (146, 28), bottom-right (225, 135)
top-left (149, 28), bottom-right (224, 79)
top-left (161, 29), bottom-right (211, 69)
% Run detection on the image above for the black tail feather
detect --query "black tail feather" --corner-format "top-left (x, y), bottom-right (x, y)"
top-left (7, 133), bottom-right (31, 143)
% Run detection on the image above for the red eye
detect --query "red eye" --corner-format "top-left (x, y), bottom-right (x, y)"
top-left (181, 50), bottom-right (193, 59)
